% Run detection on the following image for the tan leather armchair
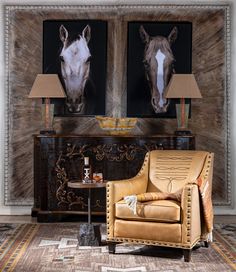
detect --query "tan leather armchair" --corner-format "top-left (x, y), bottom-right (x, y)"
top-left (106, 150), bottom-right (214, 262)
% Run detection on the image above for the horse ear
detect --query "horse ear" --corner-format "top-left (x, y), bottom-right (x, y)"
top-left (168, 27), bottom-right (178, 45)
top-left (82, 25), bottom-right (91, 43)
top-left (139, 25), bottom-right (150, 43)
top-left (59, 25), bottom-right (68, 43)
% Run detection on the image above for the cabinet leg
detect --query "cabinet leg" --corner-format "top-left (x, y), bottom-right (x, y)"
top-left (31, 208), bottom-right (39, 217)
top-left (183, 249), bottom-right (191, 262)
top-left (108, 243), bottom-right (116, 254)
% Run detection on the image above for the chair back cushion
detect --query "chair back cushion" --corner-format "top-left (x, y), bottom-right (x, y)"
top-left (147, 150), bottom-right (209, 193)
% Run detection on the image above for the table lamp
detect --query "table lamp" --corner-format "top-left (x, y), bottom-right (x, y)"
top-left (28, 74), bottom-right (66, 134)
top-left (165, 74), bottom-right (202, 135)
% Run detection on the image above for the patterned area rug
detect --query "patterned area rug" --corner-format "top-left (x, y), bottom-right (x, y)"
top-left (0, 223), bottom-right (235, 272)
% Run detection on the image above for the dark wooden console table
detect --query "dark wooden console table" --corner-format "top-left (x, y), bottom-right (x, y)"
top-left (32, 134), bottom-right (195, 222)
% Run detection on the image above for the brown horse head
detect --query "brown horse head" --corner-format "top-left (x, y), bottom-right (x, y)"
top-left (140, 25), bottom-right (178, 113)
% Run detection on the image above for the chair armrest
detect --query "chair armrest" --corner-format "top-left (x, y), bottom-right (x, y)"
top-left (106, 151), bottom-right (150, 204)
top-left (106, 174), bottom-right (148, 204)
top-left (106, 152), bottom-right (149, 239)
top-left (106, 175), bottom-right (148, 240)
top-left (181, 183), bottom-right (201, 247)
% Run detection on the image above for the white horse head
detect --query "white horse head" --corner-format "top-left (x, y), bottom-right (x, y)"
top-left (59, 24), bottom-right (91, 113)
top-left (140, 25), bottom-right (178, 113)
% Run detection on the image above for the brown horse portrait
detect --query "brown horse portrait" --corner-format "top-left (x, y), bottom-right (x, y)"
top-left (139, 25), bottom-right (178, 113)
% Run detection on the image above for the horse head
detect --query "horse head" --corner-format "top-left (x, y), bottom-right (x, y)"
top-left (59, 24), bottom-right (91, 113)
top-left (139, 25), bottom-right (178, 113)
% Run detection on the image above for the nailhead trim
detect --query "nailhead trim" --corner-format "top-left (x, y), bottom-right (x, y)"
top-left (106, 182), bottom-right (111, 237)
top-left (185, 186), bottom-right (192, 245)
top-left (106, 237), bottom-right (198, 249)
top-left (200, 154), bottom-right (213, 187)
top-left (137, 152), bottom-right (149, 176)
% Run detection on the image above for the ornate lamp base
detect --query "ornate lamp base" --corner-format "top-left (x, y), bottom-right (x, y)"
top-left (175, 102), bottom-right (191, 135)
top-left (41, 99), bottom-right (55, 135)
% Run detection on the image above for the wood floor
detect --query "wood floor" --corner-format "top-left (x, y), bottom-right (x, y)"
top-left (0, 215), bottom-right (235, 224)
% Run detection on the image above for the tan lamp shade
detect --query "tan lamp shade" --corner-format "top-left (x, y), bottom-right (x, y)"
top-left (28, 74), bottom-right (66, 98)
top-left (165, 74), bottom-right (202, 98)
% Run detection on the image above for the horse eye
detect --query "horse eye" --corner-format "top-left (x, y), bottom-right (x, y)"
top-left (59, 55), bottom-right (64, 62)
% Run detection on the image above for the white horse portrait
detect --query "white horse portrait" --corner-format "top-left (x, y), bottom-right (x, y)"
top-left (59, 24), bottom-right (92, 113)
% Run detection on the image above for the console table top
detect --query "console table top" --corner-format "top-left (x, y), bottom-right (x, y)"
top-left (68, 181), bottom-right (107, 189)
top-left (34, 134), bottom-right (195, 138)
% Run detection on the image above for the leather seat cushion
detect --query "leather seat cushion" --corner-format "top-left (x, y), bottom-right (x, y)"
top-left (114, 219), bottom-right (181, 243)
top-left (115, 199), bottom-right (181, 222)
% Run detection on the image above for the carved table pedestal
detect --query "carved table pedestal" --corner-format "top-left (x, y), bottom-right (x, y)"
top-left (67, 181), bottom-right (106, 246)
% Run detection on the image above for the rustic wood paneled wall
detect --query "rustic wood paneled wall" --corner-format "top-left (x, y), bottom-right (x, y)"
top-left (4, 5), bottom-right (230, 206)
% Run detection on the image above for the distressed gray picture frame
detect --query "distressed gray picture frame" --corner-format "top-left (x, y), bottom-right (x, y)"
top-left (4, 4), bottom-right (231, 206)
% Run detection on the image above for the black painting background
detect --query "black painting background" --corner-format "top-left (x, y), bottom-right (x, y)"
top-left (127, 22), bottom-right (192, 117)
top-left (43, 20), bottom-right (107, 116)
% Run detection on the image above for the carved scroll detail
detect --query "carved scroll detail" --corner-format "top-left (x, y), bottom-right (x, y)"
top-left (55, 141), bottom-right (165, 209)
top-left (55, 144), bottom-right (106, 210)
top-left (55, 152), bottom-right (70, 207)
top-left (93, 144), bottom-right (143, 162)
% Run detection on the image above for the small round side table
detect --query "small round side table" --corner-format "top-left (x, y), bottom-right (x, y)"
top-left (67, 181), bottom-right (107, 246)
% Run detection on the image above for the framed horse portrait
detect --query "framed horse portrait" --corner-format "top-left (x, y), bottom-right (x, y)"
top-left (43, 20), bottom-right (107, 116)
top-left (127, 21), bottom-right (192, 117)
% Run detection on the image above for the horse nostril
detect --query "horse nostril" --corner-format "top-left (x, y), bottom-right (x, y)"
top-left (59, 55), bottom-right (64, 62)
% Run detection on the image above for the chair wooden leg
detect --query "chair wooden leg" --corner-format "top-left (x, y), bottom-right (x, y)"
top-left (204, 241), bottom-right (209, 248)
top-left (183, 249), bottom-right (192, 262)
top-left (108, 242), bottom-right (116, 254)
